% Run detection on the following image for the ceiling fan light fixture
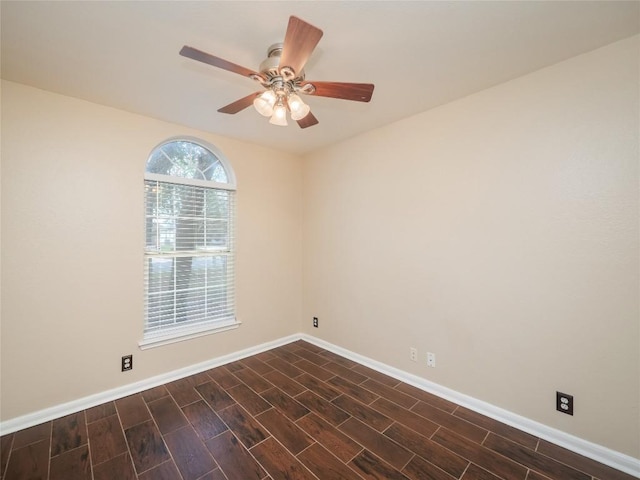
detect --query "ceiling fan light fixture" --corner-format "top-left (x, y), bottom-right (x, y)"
top-left (288, 94), bottom-right (311, 121)
top-left (253, 90), bottom-right (277, 117)
top-left (269, 101), bottom-right (288, 126)
top-left (180, 16), bottom-right (374, 129)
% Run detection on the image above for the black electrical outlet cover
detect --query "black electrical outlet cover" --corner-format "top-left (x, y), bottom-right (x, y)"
top-left (122, 355), bottom-right (133, 372)
top-left (556, 391), bottom-right (573, 415)
top-left (313, 317), bottom-right (318, 328)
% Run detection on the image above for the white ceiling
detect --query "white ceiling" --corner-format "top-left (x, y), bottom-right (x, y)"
top-left (2, 1), bottom-right (638, 155)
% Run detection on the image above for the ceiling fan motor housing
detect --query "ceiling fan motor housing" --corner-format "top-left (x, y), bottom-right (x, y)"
top-left (259, 43), bottom-right (304, 83)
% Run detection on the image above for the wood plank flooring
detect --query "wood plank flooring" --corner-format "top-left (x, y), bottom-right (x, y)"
top-left (0, 340), bottom-right (635, 480)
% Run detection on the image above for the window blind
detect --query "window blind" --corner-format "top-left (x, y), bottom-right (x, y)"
top-left (144, 179), bottom-right (235, 336)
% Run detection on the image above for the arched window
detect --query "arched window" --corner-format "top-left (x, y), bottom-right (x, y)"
top-left (141, 138), bottom-right (238, 348)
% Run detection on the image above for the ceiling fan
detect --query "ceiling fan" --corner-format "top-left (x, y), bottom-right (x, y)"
top-left (179, 16), bottom-right (374, 128)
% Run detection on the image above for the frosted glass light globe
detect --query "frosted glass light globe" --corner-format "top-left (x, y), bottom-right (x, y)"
top-left (253, 90), bottom-right (276, 117)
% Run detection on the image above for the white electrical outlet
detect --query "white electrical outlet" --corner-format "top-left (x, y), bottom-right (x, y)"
top-left (427, 352), bottom-right (436, 367)
top-left (410, 347), bottom-right (418, 362)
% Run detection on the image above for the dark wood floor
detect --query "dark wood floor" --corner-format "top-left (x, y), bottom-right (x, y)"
top-left (0, 340), bottom-right (635, 480)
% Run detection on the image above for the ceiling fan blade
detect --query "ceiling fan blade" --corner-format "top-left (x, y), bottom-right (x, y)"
top-left (279, 16), bottom-right (323, 76)
top-left (180, 46), bottom-right (260, 79)
top-left (296, 111), bottom-right (319, 129)
top-left (301, 81), bottom-right (374, 102)
top-left (218, 92), bottom-right (261, 114)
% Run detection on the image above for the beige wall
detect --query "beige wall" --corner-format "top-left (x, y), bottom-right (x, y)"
top-left (302, 36), bottom-right (639, 457)
top-left (0, 80), bottom-right (302, 419)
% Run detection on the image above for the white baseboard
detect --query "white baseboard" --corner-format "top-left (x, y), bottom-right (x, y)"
top-left (299, 334), bottom-right (640, 479)
top-left (0, 334), bottom-right (299, 436)
top-left (1, 332), bottom-right (638, 477)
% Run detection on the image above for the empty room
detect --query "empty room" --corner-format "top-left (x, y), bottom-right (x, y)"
top-left (1, 1), bottom-right (638, 479)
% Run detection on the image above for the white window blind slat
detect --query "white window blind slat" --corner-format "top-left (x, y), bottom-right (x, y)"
top-left (144, 174), bottom-right (236, 338)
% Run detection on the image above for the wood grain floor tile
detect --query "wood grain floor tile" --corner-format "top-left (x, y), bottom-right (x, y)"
top-left (318, 350), bottom-right (359, 369)
top-left (115, 394), bottom-right (151, 429)
top-left (206, 366), bottom-right (241, 389)
top-left (196, 468), bottom-right (228, 480)
top-left (297, 443), bottom-right (363, 480)
top-left (4, 439), bottom-right (50, 480)
top-left (483, 433), bottom-right (590, 480)
top-left (351, 364), bottom-right (400, 388)
top-left (240, 356), bottom-right (274, 375)
top-left (92, 452), bottom-right (137, 480)
top-left (267, 357), bottom-right (305, 378)
top-left (137, 460), bottom-right (182, 480)
top-left (256, 408), bottom-right (313, 455)
top-left (372, 398), bottom-right (438, 437)
top-left (339, 417), bottom-right (413, 470)
top-left (261, 387), bottom-right (309, 421)
top-left (281, 342), bottom-right (306, 353)
top-left (250, 437), bottom-right (317, 480)
top-left (361, 379), bottom-right (418, 409)
top-left (296, 412), bottom-right (362, 463)
top-left (217, 404), bottom-right (269, 449)
top-left (270, 346), bottom-right (304, 364)
top-left (323, 361), bottom-right (369, 384)
top-left (140, 385), bottom-right (170, 404)
top-left (333, 394), bottom-right (393, 432)
top-left (12, 422), bottom-right (51, 450)
top-left (349, 449), bottom-right (411, 480)
top-left (384, 422), bottom-right (468, 478)
top-left (295, 390), bottom-right (351, 426)
top-left (1, 433), bottom-right (14, 477)
top-left (86, 402), bottom-right (117, 424)
top-left (263, 370), bottom-right (307, 397)
top-left (296, 373), bottom-right (342, 401)
top-left (182, 400), bottom-right (228, 441)
top-left (86, 414), bottom-right (127, 466)
top-left (124, 420), bottom-right (170, 473)
top-left (394, 384), bottom-right (458, 414)
top-left (536, 439), bottom-right (637, 480)
top-left (49, 445), bottom-right (91, 480)
top-left (196, 381), bottom-right (236, 412)
top-left (234, 367), bottom-right (274, 393)
top-left (294, 360), bottom-right (335, 382)
top-left (228, 383), bottom-right (271, 415)
top-left (292, 348), bottom-right (331, 366)
top-left (166, 376), bottom-right (207, 407)
top-left (147, 395), bottom-right (189, 434)
top-left (411, 401), bottom-right (488, 444)
top-left (224, 360), bottom-right (246, 372)
top-left (432, 428), bottom-right (527, 480)
top-left (402, 455), bottom-right (458, 480)
top-left (164, 425), bottom-right (216, 480)
top-left (254, 350), bottom-right (278, 363)
top-left (459, 463), bottom-right (505, 479)
top-left (522, 471), bottom-right (551, 480)
top-left (205, 430), bottom-right (265, 480)
top-left (328, 376), bottom-right (379, 405)
top-left (294, 340), bottom-right (326, 354)
top-left (51, 412), bottom-right (88, 457)
top-left (453, 407), bottom-right (538, 450)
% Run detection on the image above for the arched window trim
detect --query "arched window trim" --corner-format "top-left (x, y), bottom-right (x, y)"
top-left (140, 137), bottom-right (239, 349)
top-left (144, 136), bottom-right (237, 189)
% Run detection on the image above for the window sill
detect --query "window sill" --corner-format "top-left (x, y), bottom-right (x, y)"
top-left (138, 319), bottom-right (241, 350)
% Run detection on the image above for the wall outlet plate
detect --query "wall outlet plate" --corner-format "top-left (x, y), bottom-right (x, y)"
top-left (410, 347), bottom-right (417, 362)
top-left (313, 317), bottom-right (318, 328)
top-left (427, 352), bottom-right (436, 367)
top-left (556, 391), bottom-right (573, 415)
top-left (122, 355), bottom-right (133, 372)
